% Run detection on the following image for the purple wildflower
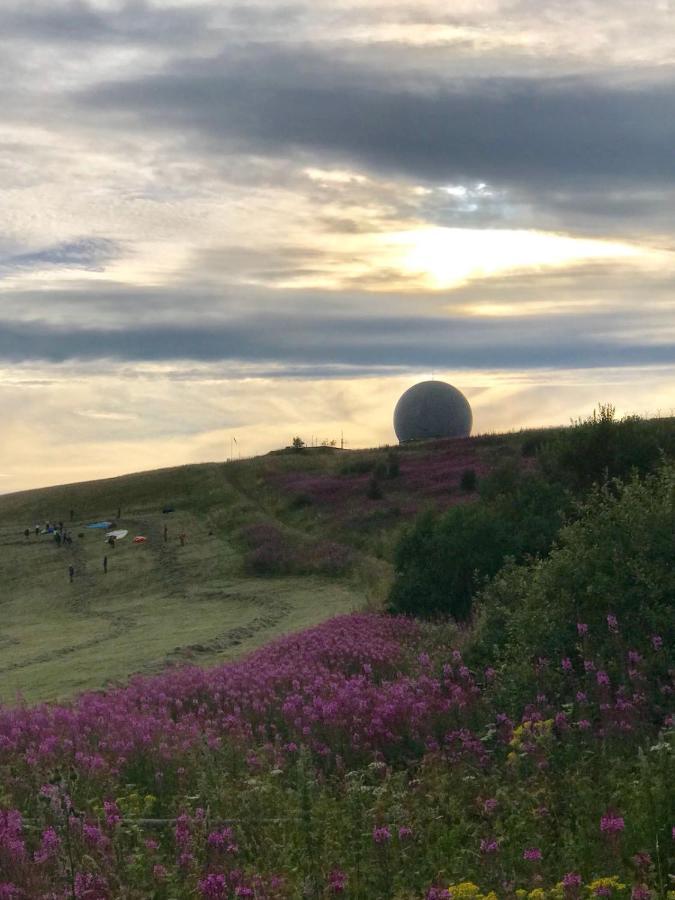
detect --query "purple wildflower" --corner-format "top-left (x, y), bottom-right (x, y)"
top-left (328, 869), bottom-right (348, 894)
top-left (523, 846), bottom-right (542, 861)
top-left (372, 825), bottom-right (392, 844)
top-left (480, 838), bottom-right (500, 853)
top-left (33, 827), bottom-right (60, 863)
top-left (600, 813), bottom-right (625, 833)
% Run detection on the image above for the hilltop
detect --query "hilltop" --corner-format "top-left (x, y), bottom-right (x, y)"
top-left (0, 426), bottom-right (549, 704)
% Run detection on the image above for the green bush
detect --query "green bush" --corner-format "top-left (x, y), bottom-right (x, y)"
top-left (388, 473), bottom-right (569, 621)
top-left (340, 457), bottom-right (377, 476)
top-left (471, 464), bottom-right (675, 705)
top-left (538, 404), bottom-right (666, 491)
top-left (386, 451), bottom-right (400, 479)
top-left (366, 475), bottom-right (383, 500)
top-left (459, 468), bottom-right (477, 492)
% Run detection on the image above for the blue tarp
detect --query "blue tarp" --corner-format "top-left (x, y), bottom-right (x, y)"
top-left (86, 521), bottom-right (113, 529)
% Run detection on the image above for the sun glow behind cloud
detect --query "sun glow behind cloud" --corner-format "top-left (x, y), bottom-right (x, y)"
top-left (386, 227), bottom-right (650, 290)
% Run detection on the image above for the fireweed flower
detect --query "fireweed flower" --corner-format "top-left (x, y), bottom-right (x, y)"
top-left (480, 838), bottom-right (500, 853)
top-left (607, 614), bottom-right (619, 634)
top-left (651, 635), bottom-right (663, 651)
top-left (561, 658), bottom-right (573, 672)
top-left (483, 798), bottom-right (498, 814)
top-left (103, 799), bottom-right (121, 827)
top-left (372, 826), bottom-right (392, 843)
top-left (523, 847), bottom-right (542, 861)
top-left (33, 827), bottom-right (60, 863)
top-left (328, 869), bottom-right (348, 894)
top-left (631, 886), bottom-right (651, 899)
top-left (398, 826), bottom-right (413, 840)
top-left (563, 872), bottom-right (582, 890)
top-left (577, 623), bottom-right (589, 636)
top-left (600, 814), bottom-right (625, 833)
top-left (74, 873), bottom-right (108, 899)
top-left (597, 670), bottom-right (611, 687)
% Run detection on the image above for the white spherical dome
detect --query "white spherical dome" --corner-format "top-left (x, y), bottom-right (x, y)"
top-left (394, 381), bottom-right (472, 442)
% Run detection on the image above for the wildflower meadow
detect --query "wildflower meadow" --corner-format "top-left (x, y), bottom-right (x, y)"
top-left (0, 433), bottom-right (673, 899)
top-left (0, 607), bottom-right (672, 898)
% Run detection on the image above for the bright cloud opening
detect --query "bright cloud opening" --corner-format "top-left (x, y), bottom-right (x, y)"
top-left (385, 227), bottom-right (650, 289)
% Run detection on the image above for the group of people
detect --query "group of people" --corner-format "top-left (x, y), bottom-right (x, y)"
top-left (24, 521), bottom-right (74, 545)
top-left (23, 509), bottom-right (187, 583)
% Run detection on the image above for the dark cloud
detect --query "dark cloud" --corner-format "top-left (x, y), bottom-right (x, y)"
top-left (79, 48), bottom-right (675, 192)
top-left (0, 309), bottom-right (670, 372)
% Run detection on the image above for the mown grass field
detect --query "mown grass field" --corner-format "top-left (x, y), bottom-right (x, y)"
top-left (0, 428), bottom-right (552, 705)
top-left (0, 463), bottom-right (364, 704)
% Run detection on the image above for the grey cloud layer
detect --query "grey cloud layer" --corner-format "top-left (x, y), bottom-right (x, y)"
top-left (79, 48), bottom-right (675, 191)
top-left (0, 310), bottom-right (671, 371)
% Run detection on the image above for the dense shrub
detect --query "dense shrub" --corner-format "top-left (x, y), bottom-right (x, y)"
top-left (366, 475), bottom-right (383, 500)
top-left (339, 456), bottom-right (377, 476)
top-left (388, 473), bottom-right (568, 620)
top-left (386, 450), bottom-right (400, 478)
top-left (460, 468), bottom-right (477, 492)
top-left (538, 404), bottom-right (667, 491)
top-left (471, 464), bottom-right (675, 706)
top-left (287, 492), bottom-right (313, 510)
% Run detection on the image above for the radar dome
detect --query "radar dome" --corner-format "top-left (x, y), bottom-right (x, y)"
top-left (394, 381), bottom-right (472, 442)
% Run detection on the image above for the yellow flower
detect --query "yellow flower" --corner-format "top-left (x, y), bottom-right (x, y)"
top-left (448, 882), bottom-right (481, 899)
top-left (587, 876), bottom-right (627, 896)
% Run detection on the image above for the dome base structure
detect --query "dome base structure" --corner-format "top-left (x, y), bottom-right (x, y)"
top-left (394, 381), bottom-right (472, 442)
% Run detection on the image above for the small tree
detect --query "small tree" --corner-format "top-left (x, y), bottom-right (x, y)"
top-left (367, 475), bottom-right (383, 500)
top-left (292, 436), bottom-right (306, 452)
top-left (460, 468), bottom-right (477, 492)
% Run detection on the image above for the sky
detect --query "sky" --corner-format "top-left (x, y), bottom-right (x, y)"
top-left (1, 0), bottom-right (674, 492)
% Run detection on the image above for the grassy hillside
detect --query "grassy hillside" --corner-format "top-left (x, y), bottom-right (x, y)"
top-left (0, 423), bottom-right (672, 898)
top-left (0, 418), bottom-right (663, 704)
top-left (0, 462), bottom-right (363, 704)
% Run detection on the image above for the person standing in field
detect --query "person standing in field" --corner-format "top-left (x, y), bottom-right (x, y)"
top-left (163, 524), bottom-right (168, 543)
top-left (68, 565), bottom-right (75, 583)
top-left (103, 555), bottom-right (108, 574)
top-left (24, 528), bottom-right (29, 539)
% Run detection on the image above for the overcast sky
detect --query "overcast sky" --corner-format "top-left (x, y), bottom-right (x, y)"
top-left (1, 0), bottom-right (674, 491)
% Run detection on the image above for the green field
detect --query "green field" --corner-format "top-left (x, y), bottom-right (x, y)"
top-left (0, 461), bottom-right (369, 704)
top-left (0, 426), bottom-right (575, 705)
